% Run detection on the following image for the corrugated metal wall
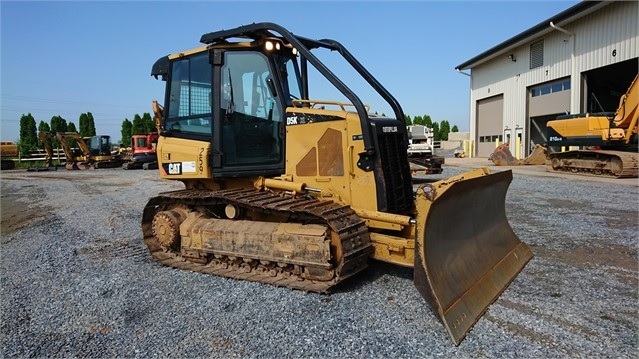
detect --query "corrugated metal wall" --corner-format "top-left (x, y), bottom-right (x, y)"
top-left (468, 0), bottom-right (638, 156)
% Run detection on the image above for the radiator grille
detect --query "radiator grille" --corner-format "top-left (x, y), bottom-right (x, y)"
top-left (376, 131), bottom-right (414, 215)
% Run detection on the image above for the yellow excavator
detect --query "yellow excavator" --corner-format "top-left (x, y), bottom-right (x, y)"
top-left (39, 131), bottom-right (123, 170)
top-left (143, 23), bottom-right (533, 345)
top-left (545, 74), bottom-right (638, 178)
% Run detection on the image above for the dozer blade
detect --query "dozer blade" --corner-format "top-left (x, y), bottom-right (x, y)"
top-left (413, 168), bottom-right (533, 345)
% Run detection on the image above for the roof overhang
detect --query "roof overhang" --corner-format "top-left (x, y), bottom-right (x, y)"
top-left (455, 1), bottom-right (609, 71)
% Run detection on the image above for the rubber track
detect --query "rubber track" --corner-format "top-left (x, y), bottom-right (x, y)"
top-left (547, 150), bottom-right (638, 178)
top-left (142, 188), bottom-right (372, 293)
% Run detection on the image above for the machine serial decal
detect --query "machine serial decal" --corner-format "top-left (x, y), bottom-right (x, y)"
top-left (286, 112), bottom-right (343, 125)
top-left (549, 136), bottom-right (563, 142)
top-left (182, 161), bottom-right (197, 173)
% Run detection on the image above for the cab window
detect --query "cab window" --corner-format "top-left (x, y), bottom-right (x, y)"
top-left (166, 52), bottom-right (212, 135)
top-left (220, 51), bottom-right (283, 166)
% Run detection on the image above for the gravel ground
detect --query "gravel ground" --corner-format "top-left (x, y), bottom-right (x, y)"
top-left (1, 163), bottom-right (637, 358)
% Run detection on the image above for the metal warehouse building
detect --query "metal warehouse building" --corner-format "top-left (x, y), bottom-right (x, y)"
top-left (455, 0), bottom-right (638, 158)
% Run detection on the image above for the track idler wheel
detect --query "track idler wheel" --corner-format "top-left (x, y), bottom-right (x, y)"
top-left (152, 206), bottom-right (190, 248)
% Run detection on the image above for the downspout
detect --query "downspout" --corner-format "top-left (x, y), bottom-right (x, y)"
top-left (550, 21), bottom-right (576, 114)
top-left (456, 68), bottom-right (473, 156)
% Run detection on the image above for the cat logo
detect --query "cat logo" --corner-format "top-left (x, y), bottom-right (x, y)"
top-left (168, 163), bottom-right (182, 175)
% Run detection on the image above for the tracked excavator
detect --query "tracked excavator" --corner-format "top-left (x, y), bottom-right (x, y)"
top-left (143, 23), bottom-right (533, 345)
top-left (122, 133), bottom-right (159, 170)
top-left (40, 132), bottom-right (124, 170)
top-left (545, 74), bottom-right (638, 178)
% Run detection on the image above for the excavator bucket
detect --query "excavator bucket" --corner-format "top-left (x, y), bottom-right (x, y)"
top-left (489, 142), bottom-right (519, 165)
top-left (413, 168), bottom-right (533, 345)
top-left (521, 144), bottom-right (548, 165)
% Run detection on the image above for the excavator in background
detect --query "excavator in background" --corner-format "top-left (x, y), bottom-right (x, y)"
top-left (545, 74), bottom-right (638, 178)
top-left (143, 23), bottom-right (533, 345)
top-left (39, 131), bottom-right (124, 170)
top-left (0, 141), bottom-right (19, 170)
top-left (490, 74), bottom-right (637, 178)
top-left (122, 132), bottom-right (159, 170)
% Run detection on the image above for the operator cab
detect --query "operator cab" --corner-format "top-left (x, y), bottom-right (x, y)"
top-left (88, 135), bottom-right (113, 156)
top-left (152, 37), bottom-right (302, 178)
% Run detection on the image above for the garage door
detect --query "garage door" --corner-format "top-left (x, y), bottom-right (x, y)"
top-left (476, 95), bottom-right (503, 157)
top-left (528, 78), bottom-right (571, 154)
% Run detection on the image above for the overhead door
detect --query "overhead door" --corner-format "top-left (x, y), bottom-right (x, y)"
top-left (528, 78), bottom-right (571, 154)
top-left (476, 95), bottom-right (503, 157)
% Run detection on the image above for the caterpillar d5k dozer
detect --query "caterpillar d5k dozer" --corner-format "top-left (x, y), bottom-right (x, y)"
top-left (143, 23), bottom-right (533, 345)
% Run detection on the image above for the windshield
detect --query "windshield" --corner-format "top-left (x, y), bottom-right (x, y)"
top-left (273, 54), bottom-right (302, 104)
top-left (165, 52), bottom-right (212, 135)
top-left (220, 51), bottom-right (285, 167)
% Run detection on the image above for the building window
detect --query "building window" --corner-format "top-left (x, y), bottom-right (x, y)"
top-left (479, 135), bottom-right (503, 143)
top-left (530, 40), bottom-right (544, 69)
top-left (531, 78), bottom-right (571, 97)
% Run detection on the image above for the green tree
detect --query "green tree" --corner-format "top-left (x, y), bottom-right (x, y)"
top-left (79, 113), bottom-right (89, 135)
top-left (50, 116), bottom-right (68, 133)
top-left (141, 112), bottom-right (155, 133)
top-left (67, 122), bottom-right (78, 148)
top-left (422, 115), bottom-right (433, 128)
top-left (451, 125), bottom-right (459, 132)
top-left (131, 114), bottom-right (145, 135)
top-left (131, 113), bottom-right (155, 135)
top-left (19, 113), bottom-right (38, 156)
top-left (439, 120), bottom-right (451, 141)
top-left (50, 115), bottom-right (68, 148)
top-left (121, 119), bottom-right (132, 145)
top-left (432, 122), bottom-right (440, 141)
top-left (38, 121), bottom-right (51, 133)
top-left (413, 115), bottom-right (424, 125)
top-left (38, 121), bottom-right (51, 150)
top-left (79, 112), bottom-right (96, 136)
top-left (404, 114), bottom-right (412, 125)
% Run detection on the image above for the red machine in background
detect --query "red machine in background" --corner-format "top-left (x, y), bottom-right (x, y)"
top-left (122, 133), bottom-right (159, 170)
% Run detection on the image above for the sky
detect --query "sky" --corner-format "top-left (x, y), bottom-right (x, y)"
top-left (0, 0), bottom-right (580, 143)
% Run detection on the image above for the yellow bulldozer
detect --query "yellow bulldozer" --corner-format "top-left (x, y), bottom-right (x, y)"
top-left (143, 23), bottom-right (533, 345)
